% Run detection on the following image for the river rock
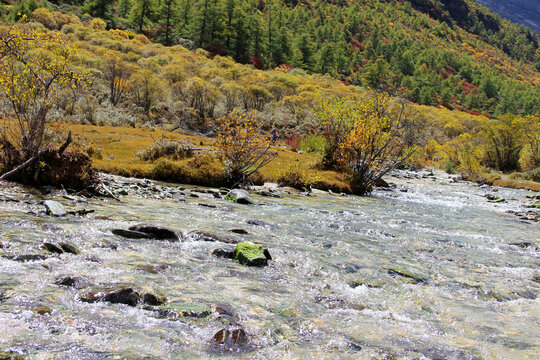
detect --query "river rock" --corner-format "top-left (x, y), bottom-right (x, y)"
top-left (385, 265), bottom-right (429, 284)
top-left (80, 287), bottom-right (141, 307)
top-left (55, 275), bottom-right (90, 289)
top-left (44, 200), bottom-right (67, 217)
top-left (509, 242), bottom-right (538, 250)
top-left (212, 248), bottom-right (234, 259)
top-left (210, 327), bottom-right (249, 351)
top-left (229, 229), bottom-right (249, 235)
top-left (43, 241), bottom-right (80, 255)
top-left (142, 292), bottom-right (166, 305)
top-left (233, 241), bottom-right (271, 267)
top-left (128, 225), bottom-right (180, 241)
top-left (150, 302), bottom-right (211, 320)
top-left (3, 254), bottom-right (47, 262)
top-left (187, 231), bottom-right (239, 244)
top-left (225, 189), bottom-right (252, 204)
top-left (112, 229), bottom-right (150, 239)
top-left (246, 219), bottom-right (273, 227)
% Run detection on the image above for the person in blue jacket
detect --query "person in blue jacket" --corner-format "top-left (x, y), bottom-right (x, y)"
top-left (272, 128), bottom-right (278, 145)
top-left (272, 129), bottom-right (277, 145)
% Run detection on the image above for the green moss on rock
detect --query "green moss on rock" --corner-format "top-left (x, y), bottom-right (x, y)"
top-left (233, 241), bottom-right (269, 267)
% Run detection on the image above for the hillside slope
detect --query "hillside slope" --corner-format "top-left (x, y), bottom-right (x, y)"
top-left (2, 0), bottom-right (539, 116)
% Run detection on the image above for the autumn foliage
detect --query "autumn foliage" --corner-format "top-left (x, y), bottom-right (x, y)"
top-left (216, 110), bottom-right (277, 185)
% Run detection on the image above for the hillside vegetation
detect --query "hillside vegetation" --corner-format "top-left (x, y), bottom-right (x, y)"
top-left (0, 1), bottom-right (539, 192)
top-left (1, 0), bottom-right (539, 117)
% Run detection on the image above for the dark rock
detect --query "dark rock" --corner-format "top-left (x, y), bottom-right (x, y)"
top-left (187, 231), bottom-right (239, 244)
top-left (33, 305), bottom-right (52, 315)
top-left (385, 266), bottom-right (429, 284)
top-left (246, 219), bottom-right (273, 227)
top-left (509, 242), bottom-right (538, 250)
top-left (143, 292), bottom-right (166, 305)
top-left (117, 189), bottom-right (129, 196)
top-left (255, 190), bottom-right (282, 198)
top-left (348, 341), bottom-right (363, 351)
top-left (229, 229), bottom-right (249, 235)
top-left (112, 229), bottom-right (150, 239)
top-left (149, 302), bottom-right (211, 319)
top-left (3, 254), bottom-right (47, 262)
top-left (80, 287), bottom-right (141, 307)
top-left (43, 242), bottom-right (64, 254)
top-left (233, 241), bottom-right (269, 267)
top-left (189, 193), bottom-right (199, 198)
top-left (59, 241), bottom-right (79, 255)
top-left (212, 248), bottom-right (234, 259)
top-left (128, 225), bottom-right (180, 241)
top-left (55, 275), bottom-right (90, 289)
top-left (210, 328), bottom-right (249, 351)
top-left (225, 189), bottom-right (252, 204)
top-left (137, 264), bottom-right (169, 273)
top-left (198, 203), bottom-right (218, 209)
top-left (43, 200), bottom-right (67, 216)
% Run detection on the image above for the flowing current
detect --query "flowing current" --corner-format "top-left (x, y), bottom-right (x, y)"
top-left (0, 171), bottom-right (538, 359)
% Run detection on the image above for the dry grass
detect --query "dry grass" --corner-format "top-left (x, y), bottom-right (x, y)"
top-left (65, 123), bottom-right (349, 190)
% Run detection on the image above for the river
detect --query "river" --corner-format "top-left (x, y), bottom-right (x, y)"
top-left (0, 170), bottom-right (538, 359)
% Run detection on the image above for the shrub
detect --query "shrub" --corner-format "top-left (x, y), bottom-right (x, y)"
top-left (32, 8), bottom-right (57, 29)
top-left (300, 135), bottom-right (326, 154)
top-left (285, 131), bottom-right (302, 152)
top-left (216, 110), bottom-right (277, 185)
top-left (89, 18), bottom-right (106, 31)
top-left (316, 92), bottom-right (421, 195)
top-left (277, 165), bottom-right (322, 190)
top-left (137, 137), bottom-right (193, 161)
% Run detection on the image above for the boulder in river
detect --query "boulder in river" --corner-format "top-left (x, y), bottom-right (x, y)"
top-left (43, 241), bottom-right (80, 255)
top-left (43, 200), bottom-right (67, 217)
top-left (55, 275), bottom-right (90, 289)
top-left (225, 189), bottom-right (252, 204)
top-left (233, 241), bottom-right (271, 267)
top-left (187, 231), bottom-right (239, 244)
top-left (212, 248), bottom-right (234, 259)
top-left (149, 302), bottom-right (211, 319)
top-left (142, 292), bottom-right (166, 306)
top-left (210, 327), bottom-right (249, 351)
top-left (128, 225), bottom-right (181, 241)
top-left (112, 225), bottom-right (180, 241)
top-left (80, 287), bottom-right (141, 307)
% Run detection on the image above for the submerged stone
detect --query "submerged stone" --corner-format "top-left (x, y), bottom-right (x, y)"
top-left (187, 231), bottom-right (239, 244)
top-left (3, 254), bottom-right (47, 262)
top-left (526, 202), bottom-right (540, 209)
top-left (212, 248), bottom-right (234, 259)
top-left (151, 302), bottom-right (211, 319)
top-left (0, 351), bottom-right (24, 360)
top-left (385, 265), bottom-right (429, 284)
top-left (44, 200), bottom-right (67, 216)
top-left (233, 241), bottom-right (271, 267)
top-left (55, 275), bottom-right (90, 289)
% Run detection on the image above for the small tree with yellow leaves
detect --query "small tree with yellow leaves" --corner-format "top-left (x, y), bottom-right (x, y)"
top-left (319, 92), bottom-right (420, 195)
top-left (216, 110), bottom-right (277, 186)
top-left (0, 23), bottom-right (90, 186)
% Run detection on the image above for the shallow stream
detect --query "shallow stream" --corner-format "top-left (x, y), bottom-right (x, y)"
top-left (0, 171), bottom-right (538, 359)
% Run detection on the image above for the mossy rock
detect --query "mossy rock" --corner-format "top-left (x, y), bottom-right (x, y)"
top-left (526, 194), bottom-right (540, 200)
top-left (492, 198), bottom-right (505, 203)
top-left (526, 202), bottom-right (540, 209)
top-left (233, 241), bottom-right (270, 267)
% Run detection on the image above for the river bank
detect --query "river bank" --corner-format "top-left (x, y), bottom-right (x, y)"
top-left (0, 170), bottom-right (539, 359)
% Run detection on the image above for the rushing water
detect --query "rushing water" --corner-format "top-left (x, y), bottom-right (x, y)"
top-left (0, 171), bottom-right (538, 359)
